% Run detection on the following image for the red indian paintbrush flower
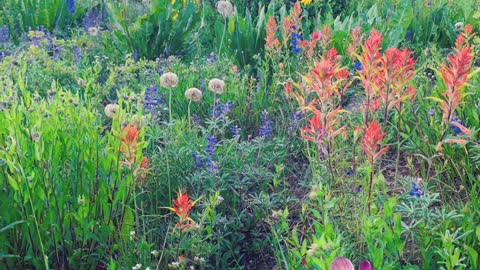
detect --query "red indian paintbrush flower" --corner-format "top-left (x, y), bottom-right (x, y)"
top-left (438, 46), bottom-right (472, 124)
top-left (118, 124), bottom-right (140, 162)
top-left (360, 121), bottom-right (389, 164)
top-left (301, 110), bottom-right (325, 143)
top-left (173, 191), bottom-right (193, 222)
top-left (265, 16), bottom-right (281, 52)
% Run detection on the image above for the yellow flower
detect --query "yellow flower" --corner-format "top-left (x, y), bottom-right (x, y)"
top-left (172, 9), bottom-right (179, 20)
top-left (301, 0), bottom-right (313, 5)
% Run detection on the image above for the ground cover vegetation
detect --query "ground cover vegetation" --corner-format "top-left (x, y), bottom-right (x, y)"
top-left (0, 0), bottom-right (480, 269)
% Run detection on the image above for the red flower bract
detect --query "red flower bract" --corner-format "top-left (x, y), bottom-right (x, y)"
top-left (173, 191), bottom-right (193, 223)
top-left (360, 121), bottom-right (389, 164)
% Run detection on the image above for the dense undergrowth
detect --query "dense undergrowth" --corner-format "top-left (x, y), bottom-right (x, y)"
top-left (0, 0), bottom-right (480, 269)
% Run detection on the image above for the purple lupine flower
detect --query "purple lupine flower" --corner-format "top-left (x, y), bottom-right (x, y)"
top-left (133, 49), bottom-right (139, 61)
top-left (0, 51), bottom-right (11, 61)
top-left (144, 84), bottom-right (159, 113)
top-left (206, 157), bottom-right (219, 174)
top-left (156, 58), bottom-right (165, 75)
top-left (210, 99), bottom-right (232, 119)
top-left (66, 0), bottom-right (76, 14)
top-left (354, 59), bottom-right (363, 71)
top-left (230, 125), bottom-right (241, 136)
top-left (450, 117), bottom-right (465, 135)
top-left (53, 45), bottom-right (64, 60)
top-left (192, 153), bottom-right (204, 168)
top-left (191, 114), bottom-right (201, 125)
top-left (0, 26), bottom-right (9, 43)
top-left (206, 136), bottom-right (218, 156)
top-left (199, 78), bottom-right (206, 93)
top-left (409, 182), bottom-right (422, 197)
top-left (259, 112), bottom-right (273, 138)
top-left (406, 30), bottom-right (412, 42)
top-left (290, 26), bottom-right (302, 54)
top-left (289, 111), bottom-right (302, 132)
top-left (72, 45), bottom-right (82, 64)
top-left (159, 93), bottom-right (166, 105)
top-left (207, 53), bottom-right (216, 64)
top-left (81, 9), bottom-right (104, 30)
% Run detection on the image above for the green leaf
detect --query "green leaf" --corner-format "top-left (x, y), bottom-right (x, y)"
top-left (465, 245), bottom-right (478, 269)
top-left (120, 208), bottom-right (134, 242)
top-left (0, 220), bottom-right (25, 233)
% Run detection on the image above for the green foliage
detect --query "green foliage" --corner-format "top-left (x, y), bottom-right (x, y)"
top-left (105, 0), bottom-right (202, 60)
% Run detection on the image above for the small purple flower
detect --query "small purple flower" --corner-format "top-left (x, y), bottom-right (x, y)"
top-left (354, 60), bottom-right (363, 71)
top-left (82, 9), bottom-right (104, 30)
top-left (409, 182), bottom-right (422, 197)
top-left (230, 125), bottom-right (241, 136)
top-left (259, 112), bottom-right (273, 138)
top-left (450, 118), bottom-right (465, 135)
top-left (0, 26), bottom-right (9, 43)
top-left (210, 99), bottom-right (233, 118)
top-left (66, 0), bottom-right (76, 14)
top-left (206, 136), bottom-right (218, 157)
top-left (206, 157), bottom-right (219, 173)
top-left (199, 78), bottom-right (206, 93)
top-left (289, 111), bottom-right (302, 132)
top-left (192, 153), bottom-right (204, 168)
top-left (207, 53), bottom-right (216, 64)
top-left (72, 45), bottom-right (82, 64)
top-left (406, 30), bottom-right (412, 42)
top-left (144, 84), bottom-right (159, 113)
top-left (346, 168), bottom-right (354, 176)
top-left (0, 51), bottom-right (11, 61)
top-left (133, 49), bottom-right (139, 61)
top-left (428, 108), bottom-right (435, 116)
top-left (191, 114), bottom-right (201, 125)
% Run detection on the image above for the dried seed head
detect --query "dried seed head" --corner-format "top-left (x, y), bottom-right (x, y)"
top-left (104, 104), bottom-right (119, 118)
top-left (216, 0), bottom-right (234, 17)
top-left (185, 87), bottom-right (203, 102)
top-left (208, 78), bottom-right (226, 94)
top-left (160, 72), bottom-right (179, 88)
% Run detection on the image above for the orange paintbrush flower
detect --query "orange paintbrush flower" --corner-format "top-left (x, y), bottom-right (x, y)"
top-left (265, 16), bottom-right (281, 52)
top-left (439, 46), bottom-right (473, 123)
top-left (301, 110), bottom-right (325, 143)
top-left (360, 121), bottom-right (389, 164)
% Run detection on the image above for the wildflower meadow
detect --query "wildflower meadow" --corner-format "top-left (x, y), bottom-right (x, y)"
top-left (1, 0), bottom-right (480, 269)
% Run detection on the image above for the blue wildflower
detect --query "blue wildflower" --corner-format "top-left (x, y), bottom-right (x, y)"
top-left (346, 168), bottom-right (355, 176)
top-left (207, 53), bottom-right (216, 64)
top-left (206, 157), bottom-right (219, 174)
top-left (406, 30), bottom-right (412, 42)
top-left (230, 125), bottom-right (241, 136)
top-left (210, 99), bottom-right (232, 119)
top-left (144, 84), bottom-right (159, 114)
top-left (259, 112), bottom-right (273, 138)
top-left (450, 118), bottom-right (465, 135)
top-left (72, 45), bottom-right (82, 64)
top-left (289, 111), bottom-right (302, 132)
top-left (66, 0), bottom-right (76, 14)
top-left (206, 136), bottom-right (218, 157)
top-left (409, 182), bottom-right (422, 197)
top-left (192, 153), bottom-right (204, 168)
top-left (290, 26), bottom-right (302, 54)
top-left (0, 51), bottom-right (11, 61)
top-left (0, 26), bottom-right (9, 43)
top-left (192, 114), bottom-right (201, 125)
top-left (354, 60), bottom-right (363, 71)
top-left (81, 9), bottom-right (104, 31)
top-left (199, 78), bottom-right (206, 93)
top-left (428, 108), bottom-right (435, 116)
top-left (352, 185), bottom-right (362, 193)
